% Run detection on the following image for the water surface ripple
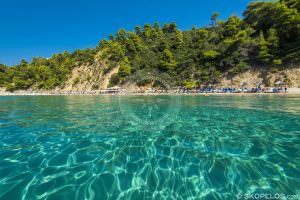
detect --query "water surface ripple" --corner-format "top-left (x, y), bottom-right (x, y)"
top-left (0, 95), bottom-right (299, 200)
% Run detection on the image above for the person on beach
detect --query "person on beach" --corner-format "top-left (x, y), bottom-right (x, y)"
top-left (285, 87), bottom-right (288, 93)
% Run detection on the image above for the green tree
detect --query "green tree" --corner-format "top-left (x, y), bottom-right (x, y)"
top-left (203, 50), bottom-right (219, 59)
top-left (162, 23), bottom-right (170, 33)
top-left (116, 28), bottom-right (127, 44)
top-left (211, 12), bottom-right (219, 27)
top-left (153, 22), bottom-right (160, 32)
top-left (257, 31), bottom-right (272, 62)
top-left (0, 64), bottom-right (7, 86)
top-left (20, 59), bottom-right (28, 68)
top-left (101, 42), bottom-right (125, 61)
top-left (267, 28), bottom-right (279, 50)
top-left (169, 22), bottom-right (178, 33)
top-left (126, 32), bottom-right (143, 54)
top-left (183, 80), bottom-right (197, 89)
top-left (118, 57), bottom-right (131, 80)
top-left (159, 49), bottom-right (177, 71)
top-left (143, 23), bottom-right (152, 39)
top-left (109, 34), bottom-right (115, 41)
top-left (267, 28), bottom-right (281, 64)
top-left (223, 16), bottom-right (242, 37)
top-left (171, 30), bottom-right (183, 49)
top-left (135, 25), bottom-right (142, 36)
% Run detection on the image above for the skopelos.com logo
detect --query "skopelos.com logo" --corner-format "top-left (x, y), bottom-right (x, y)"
top-left (116, 70), bottom-right (182, 128)
top-left (237, 193), bottom-right (299, 200)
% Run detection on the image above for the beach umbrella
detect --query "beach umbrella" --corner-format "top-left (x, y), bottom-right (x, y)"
top-left (275, 81), bottom-right (284, 85)
top-left (254, 81), bottom-right (262, 87)
top-left (240, 82), bottom-right (247, 87)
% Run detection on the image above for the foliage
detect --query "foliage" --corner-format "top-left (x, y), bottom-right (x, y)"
top-left (118, 57), bottom-right (132, 80)
top-left (108, 73), bottom-right (120, 86)
top-left (257, 31), bottom-right (272, 62)
top-left (73, 77), bottom-right (80, 85)
top-left (203, 50), bottom-right (219, 59)
top-left (0, 64), bottom-right (7, 86)
top-left (183, 80), bottom-right (197, 89)
top-left (92, 84), bottom-right (99, 90)
top-left (159, 49), bottom-right (177, 71)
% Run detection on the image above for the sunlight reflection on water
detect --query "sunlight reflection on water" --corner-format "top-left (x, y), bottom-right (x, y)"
top-left (0, 95), bottom-right (299, 199)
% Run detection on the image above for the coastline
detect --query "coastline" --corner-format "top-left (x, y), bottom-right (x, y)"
top-left (1, 88), bottom-right (300, 96)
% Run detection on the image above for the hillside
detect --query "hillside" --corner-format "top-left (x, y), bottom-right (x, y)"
top-left (0, 0), bottom-right (300, 91)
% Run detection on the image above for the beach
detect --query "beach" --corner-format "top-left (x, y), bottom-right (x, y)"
top-left (1, 87), bottom-right (300, 96)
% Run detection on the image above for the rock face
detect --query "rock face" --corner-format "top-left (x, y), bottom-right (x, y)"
top-left (56, 61), bottom-right (120, 92)
top-left (220, 67), bottom-right (300, 88)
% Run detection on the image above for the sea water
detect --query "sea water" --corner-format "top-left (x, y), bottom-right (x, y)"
top-left (0, 95), bottom-right (299, 199)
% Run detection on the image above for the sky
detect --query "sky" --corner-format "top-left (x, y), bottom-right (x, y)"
top-left (0, 0), bottom-right (253, 66)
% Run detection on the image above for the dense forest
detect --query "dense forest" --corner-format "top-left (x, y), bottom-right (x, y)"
top-left (0, 0), bottom-right (299, 91)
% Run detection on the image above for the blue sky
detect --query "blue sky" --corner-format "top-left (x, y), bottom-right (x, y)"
top-left (0, 0), bottom-right (253, 66)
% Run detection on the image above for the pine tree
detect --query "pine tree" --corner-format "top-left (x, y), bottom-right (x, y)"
top-left (109, 34), bottom-right (114, 41)
top-left (257, 31), bottom-right (272, 62)
top-left (159, 49), bottom-right (177, 71)
top-left (211, 12), bottom-right (219, 27)
top-left (118, 57), bottom-right (131, 80)
top-left (162, 23), bottom-right (170, 33)
top-left (267, 28), bottom-right (281, 64)
top-left (153, 22), bottom-right (163, 37)
top-left (116, 29), bottom-right (127, 44)
top-left (170, 30), bottom-right (183, 49)
top-left (169, 22), bottom-right (178, 33)
top-left (134, 26), bottom-right (142, 36)
top-left (143, 23), bottom-right (152, 39)
top-left (267, 28), bottom-right (279, 54)
top-left (20, 59), bottom-right (28, 68)
top-left (153, 22), bottom-right (160, 32)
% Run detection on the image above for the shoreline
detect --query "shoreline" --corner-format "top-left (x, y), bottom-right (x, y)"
top-left (1, 87), bottom-right (300, 96)
top-left (1, 91), bottom-right (300, 96)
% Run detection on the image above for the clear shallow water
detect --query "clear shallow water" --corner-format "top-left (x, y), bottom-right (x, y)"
top-left (0, 95), bottom-right (299, 200)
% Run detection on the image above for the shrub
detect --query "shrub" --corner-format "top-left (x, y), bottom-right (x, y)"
top-left (92, 84), bottom-right (99, 90)
top-left (108, 73), bottom-right (120, 87)
top-left (73, 77), bottom-right (80, 85)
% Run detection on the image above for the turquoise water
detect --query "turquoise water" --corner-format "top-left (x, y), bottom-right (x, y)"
top-left (0, 95), bottom-right (300, 200)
